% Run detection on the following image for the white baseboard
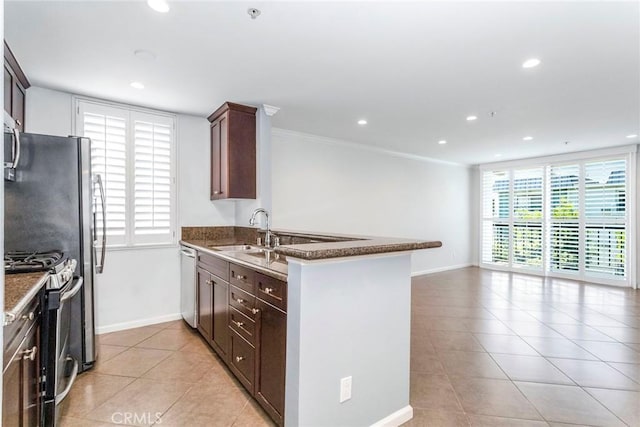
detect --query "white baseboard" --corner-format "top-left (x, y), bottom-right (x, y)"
top-left (96, 313), bottom-right (183, 334)
top-left (411, 263), bottom-right (473, 277)
top-left (370, 405), bottom-right (413, 427)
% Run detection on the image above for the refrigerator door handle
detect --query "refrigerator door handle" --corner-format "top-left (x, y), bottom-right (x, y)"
top-left (4, 128), bottom-right (21, 169)
top-left (11, 128), bottom-right (20, 168)
top-left (94, 174), bottom-right (106, 274)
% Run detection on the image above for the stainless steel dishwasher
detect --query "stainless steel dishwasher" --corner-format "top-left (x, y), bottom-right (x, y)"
top-left (180, 246), bottom-right (197, 328)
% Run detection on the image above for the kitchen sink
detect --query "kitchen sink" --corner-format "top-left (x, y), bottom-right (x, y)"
top-left (245, 249), bottom-right (286, 264)
top-left (208, 244), bottom-right (262, 252)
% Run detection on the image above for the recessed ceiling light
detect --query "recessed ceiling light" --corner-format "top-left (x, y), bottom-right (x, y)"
top-left (438, 140), bottom-right (447, 145)
top-left (134, 49), bottom-right (157, 61)
top-left (626, 134), bottom-right (638, 139)
top-left (466, 115), bottom-right (478, 121)
top-left (147, 0), bottom-right (170, 13)
top-left (494, 153), bottom-right (502, 158)
top-left (523, 136), bottom-right (533, 141)
top-left (130, 81), bottom-right (145, 90)
top-left (357, 119), bottom-right (367, 125)
top-left (522, 58), bottom-right (541, 69)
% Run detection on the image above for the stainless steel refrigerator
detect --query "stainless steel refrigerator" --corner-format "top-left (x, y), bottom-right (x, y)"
top-left (4, 131), bottom-right (105, 374)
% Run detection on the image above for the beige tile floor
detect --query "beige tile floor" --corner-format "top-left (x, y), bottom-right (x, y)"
top-left (61, 267), bottom-right (640, 426)
top-left (59, 321), bottom-right (275, 427)
top-left (407, 267), bottom-right (640, 427)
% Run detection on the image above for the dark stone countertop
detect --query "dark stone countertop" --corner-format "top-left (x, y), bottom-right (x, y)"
top-left (273, 237), bottom-right (442, 261)
top-left (180, 226), bottom-right (442, 279)
top-left (5, 271), bottom-right (48, 316)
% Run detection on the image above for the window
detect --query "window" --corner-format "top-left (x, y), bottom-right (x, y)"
top-left (480, 151), bottom-right (635, 286)
top-left (76, 99), bottom-right (176, 247)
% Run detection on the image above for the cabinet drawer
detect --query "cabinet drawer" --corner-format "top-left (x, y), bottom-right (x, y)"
top-left (197, 252), bottom-right (229, 281)
top-left (229, 330), bottom-right (255, 393)
top-left (229, 307), bottom-right (256, 345)
top-left (229, 263), bottom-right (255, 294)
top-left (229, 285), bottom-right (257, 320)
top-left (256, 274), bottom-right (287, 312)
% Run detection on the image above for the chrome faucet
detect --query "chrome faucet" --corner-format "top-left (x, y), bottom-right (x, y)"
top-left (249, 208), bottom-right (272, 247)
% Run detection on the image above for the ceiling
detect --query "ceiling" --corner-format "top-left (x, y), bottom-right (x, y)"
top-left (5, 1), bottom-right (639, 165)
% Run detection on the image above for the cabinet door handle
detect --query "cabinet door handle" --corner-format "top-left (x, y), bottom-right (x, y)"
top-left (236, 274), bottom-right (246, 280)
top-left (236, 298), bottom-right (244, 304)
top-left (213, 190), bottom-right (223, 195)
top-left (22, 312), bottom-right (35, 321)
top-left (251, 308), bottom-right (260, 315)
top-left (235, 356), bottom-right (244, 363)
top-left (206, 279), bottom-right (212, 285)
top-left (264, 287), bottom-right (274, 294)
top-left (22, 346), bottom-right (37, 361)
top-left (234, 321), bottom-right (244, 327)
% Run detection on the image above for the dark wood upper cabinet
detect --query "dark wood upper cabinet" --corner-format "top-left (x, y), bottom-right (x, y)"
top-left (208, 102), bottom-right (257, 200)
top-left (4, 41), bottom-right (30, 131)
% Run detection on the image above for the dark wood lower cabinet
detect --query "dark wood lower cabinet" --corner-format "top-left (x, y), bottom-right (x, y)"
top-left (255, 299), bottom-right (287, 425)
top-left (196, 267), bottom-right (213, 342)
top-left (3, 348), bottom-right (21, 426)
top-left (195, 253), bottom-right (287, 426)
top-left (3, 313), bottom-right (41, 427)
top-left (211, 278), bottom-right (229, 358)
top-left (228, 330), bottom-right (255, 392)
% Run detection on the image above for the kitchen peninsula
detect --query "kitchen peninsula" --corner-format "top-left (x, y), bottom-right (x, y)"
top-left (181, 226), bottom-right (441, 427)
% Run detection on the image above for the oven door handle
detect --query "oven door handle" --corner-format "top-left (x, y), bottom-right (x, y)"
top-left (60, 277), bottom-right (83, 303)
top-left (55, 356), bottom-right (79, 405)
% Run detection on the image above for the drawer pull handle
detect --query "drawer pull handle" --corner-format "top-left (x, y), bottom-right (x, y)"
top-left (235, 356), bottom-right (244, 363)
top-left (251, 308), bottom-right (260, 315)
top-left (22, 312), bottom-right (35, 321)
top-left (264, 287), bottom-right (274, 294)
top-left (236, 274), bottom-right (246, 280)
top-left (234, 321), bottom-right (244, 327)
top-left (22, 346), bottom-right (37, 361)
top-left (236, 298), bottom-right (244, 304)
top-left (4, 313), bottom-right (16, 326)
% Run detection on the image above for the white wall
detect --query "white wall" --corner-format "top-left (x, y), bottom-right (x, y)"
top-left (271, 129), bottom-right (473, 275)
top-left (26, 86), bottom-right (236, 332)
top-left (236, 107), bottom-right (273, 226)
top-left (177, 113), bottom-right (236, 226)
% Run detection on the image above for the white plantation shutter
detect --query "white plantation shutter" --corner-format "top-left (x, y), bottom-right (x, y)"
top-left (80, 105), bottom-right (128, 246)
top-left (584, 159), bottom-right (627, 278)
top-left (133, 113), bottom-right (174, 244)
top-left (480, 152), bottom-right (633, 286)
top-left (548, 164), bottom-right (580, 275)
top-left (481, 170), bottom-right (510, 265)
top-left (77, 100), bottom-right (176, 247)
top-left (512, 168), bottom-right (543, 269)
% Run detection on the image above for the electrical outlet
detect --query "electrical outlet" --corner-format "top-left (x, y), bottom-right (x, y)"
top-left (340, 376), bottom-right (352, 403)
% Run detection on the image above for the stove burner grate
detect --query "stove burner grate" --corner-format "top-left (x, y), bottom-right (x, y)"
top-left (4, 250), bottom-right (65, 274)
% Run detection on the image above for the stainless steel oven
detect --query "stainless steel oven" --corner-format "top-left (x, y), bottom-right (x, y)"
top-left (42, 270), bottom-right (82, 425)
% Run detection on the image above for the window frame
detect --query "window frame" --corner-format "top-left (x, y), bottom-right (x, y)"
top-left (478, 147), bottom-right (637, 288)
top-left (73, 96), bottom-right (178, 250)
